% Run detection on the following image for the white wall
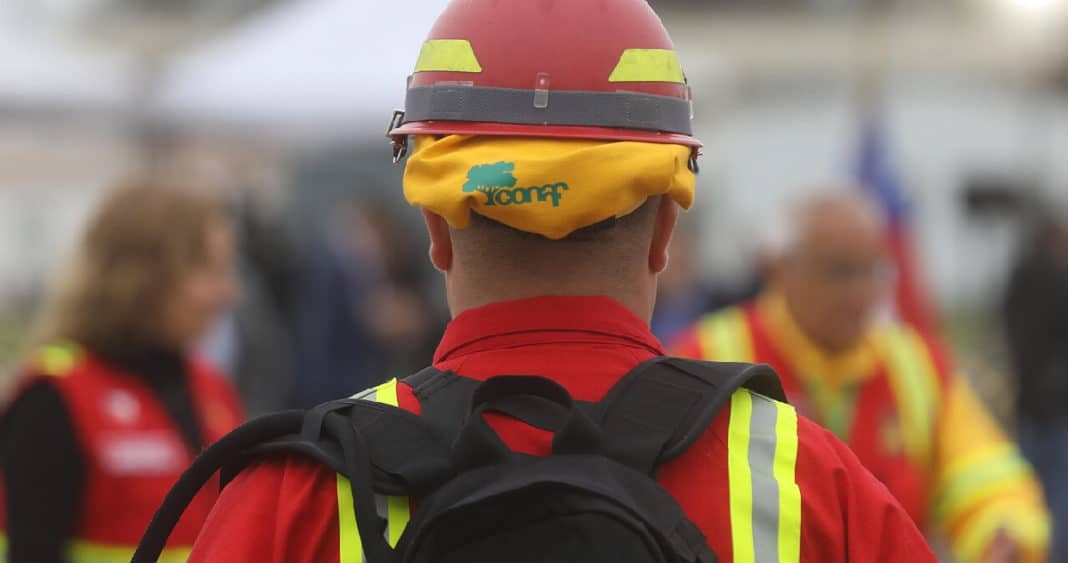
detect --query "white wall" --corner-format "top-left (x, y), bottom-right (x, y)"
top-left (694, 78), bottom-right (1067, 310)
top-left (0, 125), bottom-right (132, 305)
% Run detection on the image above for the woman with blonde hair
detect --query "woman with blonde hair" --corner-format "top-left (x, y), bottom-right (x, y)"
top-left (0, 180), bottom-right (244, 562)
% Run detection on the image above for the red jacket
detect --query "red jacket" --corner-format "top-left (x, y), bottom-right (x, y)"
top-left (0, 346), bottom-right (243, 562)
top-left (669, 294), bottom-right (1050, 562)
top-left (189, 296), bottom-right (935, 562)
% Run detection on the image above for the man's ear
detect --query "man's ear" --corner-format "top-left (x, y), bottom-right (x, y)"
top-left (422, 209), bottom-right (453, 272)
top-left (649, 197), bottom-right (680, 274)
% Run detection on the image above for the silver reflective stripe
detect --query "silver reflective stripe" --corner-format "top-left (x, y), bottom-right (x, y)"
top-left (748, 394), bottom-right (781, 562)
top-left (351, 388), bottom-right (378, 401)
top-left (375, 495), bottom-right (391, 548)
top-left (728, 389), bottom-right (803, 563)
top-left (341, 497), bottom-right (392, 563)
top-left (403, 85), bottom-right (695, 135)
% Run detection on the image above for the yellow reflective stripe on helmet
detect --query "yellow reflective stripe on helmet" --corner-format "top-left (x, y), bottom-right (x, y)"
top-left (608, 48), bottom-right (685, 83)
top-left (880, 327), bottom-right (939, 465)
top-left (337, 379), bottom-right (412, 562)
top-left (728, 389), bottom-right (802, 563)
top-left (34, 342), bottom-right (82, 377)
top-left (414, 39), bottom-right (482, 73)
top-left (697, 308), bottom-right (755, 362)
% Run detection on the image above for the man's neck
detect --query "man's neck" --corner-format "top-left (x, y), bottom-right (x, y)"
top-left (447, 277), bottom-right (655, 323)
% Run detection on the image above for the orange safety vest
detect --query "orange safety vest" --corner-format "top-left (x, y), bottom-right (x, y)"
top-left (0, 344), bottom-right (243, 563)
top-left (684, 302), bottom-right (948, 531)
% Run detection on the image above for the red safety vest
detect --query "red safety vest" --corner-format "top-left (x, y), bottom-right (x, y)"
top-left (675, 301), bottom-right (951, 531)
top-left (0, 344), bottom-right (243, 563)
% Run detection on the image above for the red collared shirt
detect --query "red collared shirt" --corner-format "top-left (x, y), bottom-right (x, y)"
top-left (189, 296), bottom-right (934, 562)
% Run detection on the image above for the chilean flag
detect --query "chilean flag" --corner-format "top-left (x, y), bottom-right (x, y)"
top-left (854, 115), bottom-right (938, 338)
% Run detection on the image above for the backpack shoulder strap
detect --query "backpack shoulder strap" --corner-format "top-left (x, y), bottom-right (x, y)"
top-left (133, 411), bottom-right (306, 562)
top-left (134, 371), bottom-right (467, 563)
top-left (401, 358), bottom-right (788, 478)
top-left (404, 368), bottom-right (584, 438)
top-left (223, 368), bottom-right (477, 494)
top-left (227, 395), bottom-right (454, 497)
top-left (401, 367), bottom-right (480, 438)
top-left (596, 357), bottom-right (786, 474)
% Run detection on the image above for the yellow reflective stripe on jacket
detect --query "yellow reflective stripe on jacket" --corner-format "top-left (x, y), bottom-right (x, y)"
top-left (772, 400), bottom-right (802, 563)
top-left (953, 501), bottom-right (1051, 563)
top-left (337, 378), bottom-right (412, 563)
top-left (932, 376), bottom-right (1050, 561)
top-left (0, 534), bottom-right (190, 563)
top-left (935, 443), bottom-right (1034, 523)
top-left (697, 308), bottom-right (755, 363)
top-left (71, 541), bottom-right (190, 563)
top-left (33, 341), bottom-right (82, 377)
top-left (727, 389), bottom-right (802, 563)
top-left (336, 473), bottom-right (362, 563)
top-left (878, 326), bottom-right (940, 466)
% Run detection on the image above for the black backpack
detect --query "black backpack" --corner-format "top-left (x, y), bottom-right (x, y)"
top-left (132, 357), bottom-right (786, 563)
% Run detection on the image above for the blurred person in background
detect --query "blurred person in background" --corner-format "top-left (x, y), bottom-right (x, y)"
top-left (294, 201), bottom-right (444, 407)
top-left (294, 201), bottom-right (386, 406)
top-left (0, 181), bottom-right (245, 563)
top-left (1004, 210), bottom-right (1068, 563)
top-left (671, 191), bottom-right (1049, 563)
top-left (211, 192), bottom-right (299, 416)
top-left (651, 218), bottom-right (763, 343)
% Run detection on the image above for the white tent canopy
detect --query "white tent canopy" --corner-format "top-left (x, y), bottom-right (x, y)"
top-left (153, 0), bottom-right (448, 141)
top-left (0, 16), bottom-right (132, 111)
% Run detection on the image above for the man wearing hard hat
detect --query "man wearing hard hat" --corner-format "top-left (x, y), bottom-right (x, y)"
top-left (186, 2), bottom-right (937, 561)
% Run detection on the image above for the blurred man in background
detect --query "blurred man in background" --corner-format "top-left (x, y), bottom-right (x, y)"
top-left (0, 181), bottom-right (244, 562)
top-left (293, 201), bottom-right (444, 407)
top-left (671, 192), bottom-right (1049, 563)
top-left (1004, 210), bottom-right (1068, 563)
top-left (651, 219), bottom-right (762, 344)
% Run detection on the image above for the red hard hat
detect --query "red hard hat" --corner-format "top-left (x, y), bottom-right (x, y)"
top-left (388, 0), bottom-right (700, 161)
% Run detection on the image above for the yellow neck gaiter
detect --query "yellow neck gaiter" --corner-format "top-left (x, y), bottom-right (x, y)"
top-left (403, 135), bottom-right (696, 240)
top-left (759, 291), bottom-right (879, 388)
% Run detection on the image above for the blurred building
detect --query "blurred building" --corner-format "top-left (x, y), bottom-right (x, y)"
top-left (2, 1), bottom-right (1065, 559)
top-left (2, 0), bottom-right (1068, 391)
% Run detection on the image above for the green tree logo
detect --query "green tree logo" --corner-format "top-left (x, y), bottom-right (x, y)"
top-left (463, 162), bottom-right (517, 203)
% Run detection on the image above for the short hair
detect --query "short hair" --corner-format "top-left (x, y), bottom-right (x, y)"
top-left (452, 197), bottom-right (663, 276)
top-left (464, 196), bottom-right (660, 242)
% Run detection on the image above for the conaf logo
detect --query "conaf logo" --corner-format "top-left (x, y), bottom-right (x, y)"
top-left (463, 161), bottom-right (569, 208)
